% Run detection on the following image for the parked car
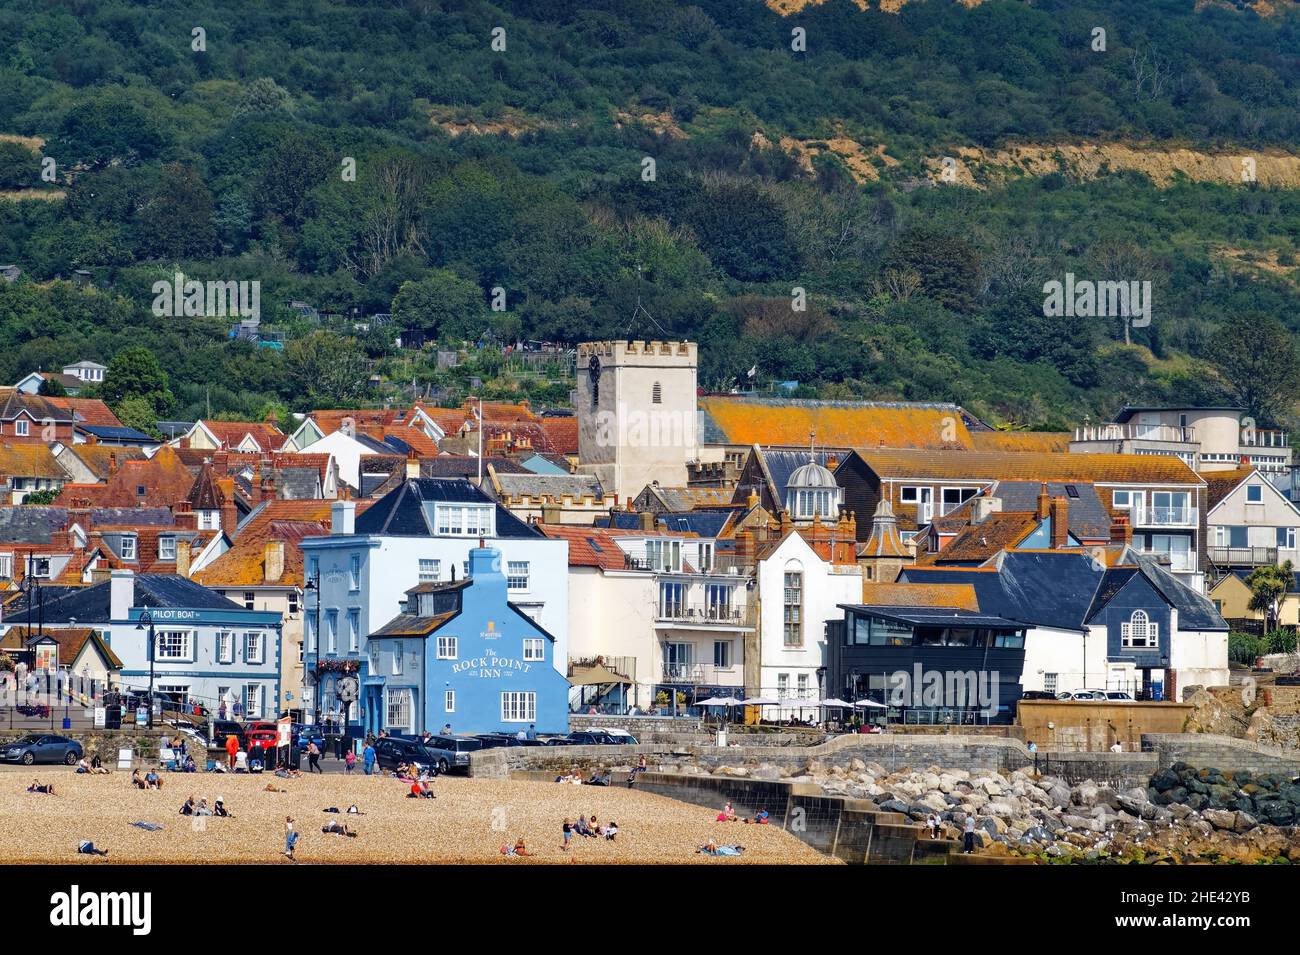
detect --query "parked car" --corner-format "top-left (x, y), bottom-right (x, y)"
top-left (475, 734), bottom-right (531, 749)
top-left (1, 734), bottom-right (83, 766)
top-left (373, 736), bottom-right (439, 775)
top-left (242, 722), bottom-right (283, 755)
top-left (421, 735), bottom-right (482, 773)
top-left (1063, 689), bottom-right (1108, 701)
top-left (1105, 691), bottom-right (1135, 701)
top-left (590, 728), bottom-right (638, 744)
top-left (545, 731), bottom-right (620, 746)
top-left (1020, 691), bottom-right (1057, 701)
top-left (210, 720), bottom-right (246, 750)
top-left (293, 724), bottom-right (326, 752)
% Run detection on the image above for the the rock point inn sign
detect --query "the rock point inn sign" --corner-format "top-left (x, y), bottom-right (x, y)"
top-left (451, 647), bottom-right (533, 679)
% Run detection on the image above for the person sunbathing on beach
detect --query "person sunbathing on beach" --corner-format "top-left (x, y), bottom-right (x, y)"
top-left (194, 798), bottom-right (213, 816)
top-left (321, 820), bottom-right (357, 837)
top-left (144, 770), bottom-right (163, 790)
top-left (715, 802), bottom-right (738, 822)
top-left (77, 840), bottom-right (108, 857)
top-left (213, 797), bottom-right (232, 818)
top-left (27, 780), bottom-right (54, 794)
top-left (697, 841), bottom-right (745, 856)
top-left (180, 795), bottom-right (196, 815)
top-left (743, 808), bottom-right (769, 824)
top-left (264, 783), bottom-right (285, 793)
top-left (131, 769), bottom-right (146, 789)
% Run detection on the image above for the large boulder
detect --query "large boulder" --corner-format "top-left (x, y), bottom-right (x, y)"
top-left (1233, 811), bottom-right (1258, 834)
top-left (1150, 769), bottom-right (1180, 793)
top-left (1203, 809), bottom-right (1237, 831)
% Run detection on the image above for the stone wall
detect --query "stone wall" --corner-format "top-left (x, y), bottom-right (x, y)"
top-left (566, 714), bottom-right (823, 747)
top-left (1016, 700), bottom-right (1194, 752)
top-left (1142, 733), bottom-right (1300, 776)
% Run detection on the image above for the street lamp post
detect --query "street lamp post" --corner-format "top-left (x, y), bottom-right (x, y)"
top-left (304, 574), bottom-right (322, 727)
top-left (137, 609), bottom-right (156, 729)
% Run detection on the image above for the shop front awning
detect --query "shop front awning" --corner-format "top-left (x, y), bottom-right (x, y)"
top-left (568, 663), bottom-right (633, 686)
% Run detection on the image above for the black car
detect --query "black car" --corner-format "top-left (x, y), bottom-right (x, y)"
top-left (545, 731), bottom-right (619, 746)
top-left (209, 720), bottom-right (246, 749)
top-left (372, 737), bottom-right (440, 776)
top-left (1019, 691), bottom-right (1057, 701)
top-left (475, 733), bottom-right (545, 749)
top-left (2, 734), bottom-right (83, 766)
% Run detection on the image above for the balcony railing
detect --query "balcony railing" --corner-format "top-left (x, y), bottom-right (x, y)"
top-left (1134, 549), bottom-right (1197, 573)
top-left (1241, 429), bottom-right (1289, 449)
top-left (656, 603), bottom-right (753, 627)
top-left (1207, 546), bottom-right (1277, 567)
top-left (659, 661), bottom-right (741, 685)
top-left (1073, 424), bottom-right (1196, 444)
top-left (1132, 504), bottom-right (1198, 528)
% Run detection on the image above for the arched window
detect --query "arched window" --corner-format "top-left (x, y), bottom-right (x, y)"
top-left (652, 381), bottom-right (662, 404)
top-left (1121, 609), bottom-right (1157, 648)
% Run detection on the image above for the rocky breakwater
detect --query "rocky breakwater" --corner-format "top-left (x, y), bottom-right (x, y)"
top-left (690, 757), bottom-right (1300, 864)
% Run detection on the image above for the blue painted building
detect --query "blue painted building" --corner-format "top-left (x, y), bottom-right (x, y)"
top-left (362, 544), bottom-right (569, 736)
top-left (2, 570), bottom-right (282, 719)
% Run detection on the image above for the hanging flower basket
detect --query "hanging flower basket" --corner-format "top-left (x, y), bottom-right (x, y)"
top-left (314, 658), bottom-right (360, 676)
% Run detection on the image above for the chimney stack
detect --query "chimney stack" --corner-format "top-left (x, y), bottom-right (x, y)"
top-left (1049, 495), bottom-right (1069, 549)
top-left (331, 500), bottom-right (356, 535)
top-left (405, 452), bottom-right (420, 480)
top-left (638, 511), bottom-right (656, 532)
top-left (108, 451), bottom-right (118, 475)
top-left (1110, 514), bottom-right (1133, 545)
top-left (1036, 483), bottom-right (1051, 520)
top-left (972, 493), bottom-right (1002, 524)
top-left (175, 538), bottom-right (191, 578)
top-left (264, 540), bottom-right (285, 583)
top-left (217, 477), bottom-right (237, 536)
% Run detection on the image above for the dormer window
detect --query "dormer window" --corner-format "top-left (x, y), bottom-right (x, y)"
top-left (434, 503), bottom-right (494, 536)
top-left (119, 535), bottom-right (137, 560)
top-left (159, 536), bottom-right (176, 561)
top-left (15, 420), bottom-right (28, 437)
top-left (646, 538), bottom-right (682, 572)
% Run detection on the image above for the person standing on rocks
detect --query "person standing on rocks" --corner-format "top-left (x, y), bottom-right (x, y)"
top-left (962, 816), bottom-right (976, 854)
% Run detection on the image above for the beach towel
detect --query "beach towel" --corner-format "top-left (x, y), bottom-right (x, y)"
top-left (130, 821), bottom-right (163, 831)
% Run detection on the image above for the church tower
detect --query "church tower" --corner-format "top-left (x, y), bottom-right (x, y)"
top-left (576, 340), bottom-right (699, 503)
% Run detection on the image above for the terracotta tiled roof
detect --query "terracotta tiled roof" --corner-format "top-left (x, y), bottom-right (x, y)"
top-left (3, 626), bottom-right (123, 669)
top-left (65, 445), bottom-right (147, 481)
top-left (1203, 467), bottom-right (1257, 510)
top-left (193, 518), bottom-right (332, 587)
top-left (969, 431), bottom-right (1072, 453)
top-left (860, 582), bottom-right (980, 611)
top-left (46, 398), bottom-right (122, 427)
top-left (54, 446), bottom-right (196, 508)
top-left (539, 417), bottom-right (578, 455)
top-left (854, 450), bottom-right (1202, 485)
top-left (699, 397), bottom-right (976, 449)
top-left (538, 524), bottom-right (695, 570)
top-left (922, 512), bottom-right (1040, 563)
top-left (195, 420), bottom-right (286, 450)
top-left (0, 442), bottom-right (63, 478)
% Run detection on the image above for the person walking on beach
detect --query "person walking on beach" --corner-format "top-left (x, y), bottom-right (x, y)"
top-left (344, 749), bottom-right (356, 774)
top-left (225, 734), bottom-right (239, 770)
top-left (561, 818), bottom-right (573, 852)
top-left (284, 817), bottom-right (298, 861)
top-left (307, 741), bottom-right (322, 774)
top-left (362, 741), bottom-right (376, 776)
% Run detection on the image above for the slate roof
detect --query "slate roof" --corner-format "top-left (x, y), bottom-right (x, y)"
top-left (840, 605), bottom-right (1025, 629)
top-left (353, 478), bottom-right (539, 538)
top-left (0, 506), bottom-right (67, 543)
top-left (493, 471), bottom-right (603, 499)
top-left (698, 396), bottom-right (982, 449)
top-left (422, 456), bottom-right (528, 479)
top-left (6, 574), bottom-right (241, 621)
top-left (737, 448), bottom-right (849, 510)
top-left (641, 485), bottom-right (737, 511)
top-left (902, 549), bottom-right (1227, 633)
top-left (600, 509), bottom-right (735, 537)
top-left (993, 481), bottom-right (1112, 539)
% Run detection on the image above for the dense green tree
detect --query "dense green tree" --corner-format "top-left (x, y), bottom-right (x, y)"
top-left (1210, 313), bottom-right (1300, 426)
top-left (392, 271), bottom-right (489, 343)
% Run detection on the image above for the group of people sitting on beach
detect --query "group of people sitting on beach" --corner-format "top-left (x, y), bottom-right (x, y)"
top-left (560, 814), bottom-right (618, 849)
top-left (407, 778), bottom-right (435, 798)
top-left (179, 794), bottom-right (232, 818)
top-left (131, 769), bottom-right (164, 790)
top-left (714, 803), bottom-right (769, 824)
top-left (75, 756), bottom-right (110, 775)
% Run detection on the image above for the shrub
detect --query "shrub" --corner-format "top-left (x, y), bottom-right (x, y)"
top-left (1229, 631), bottom-right (1265, 665)
top-left (1265, 628), bottom-right (1298, 655)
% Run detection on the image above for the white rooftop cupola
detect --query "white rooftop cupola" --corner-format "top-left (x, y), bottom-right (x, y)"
top-left (786, 431), bottom-right (841, 521)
